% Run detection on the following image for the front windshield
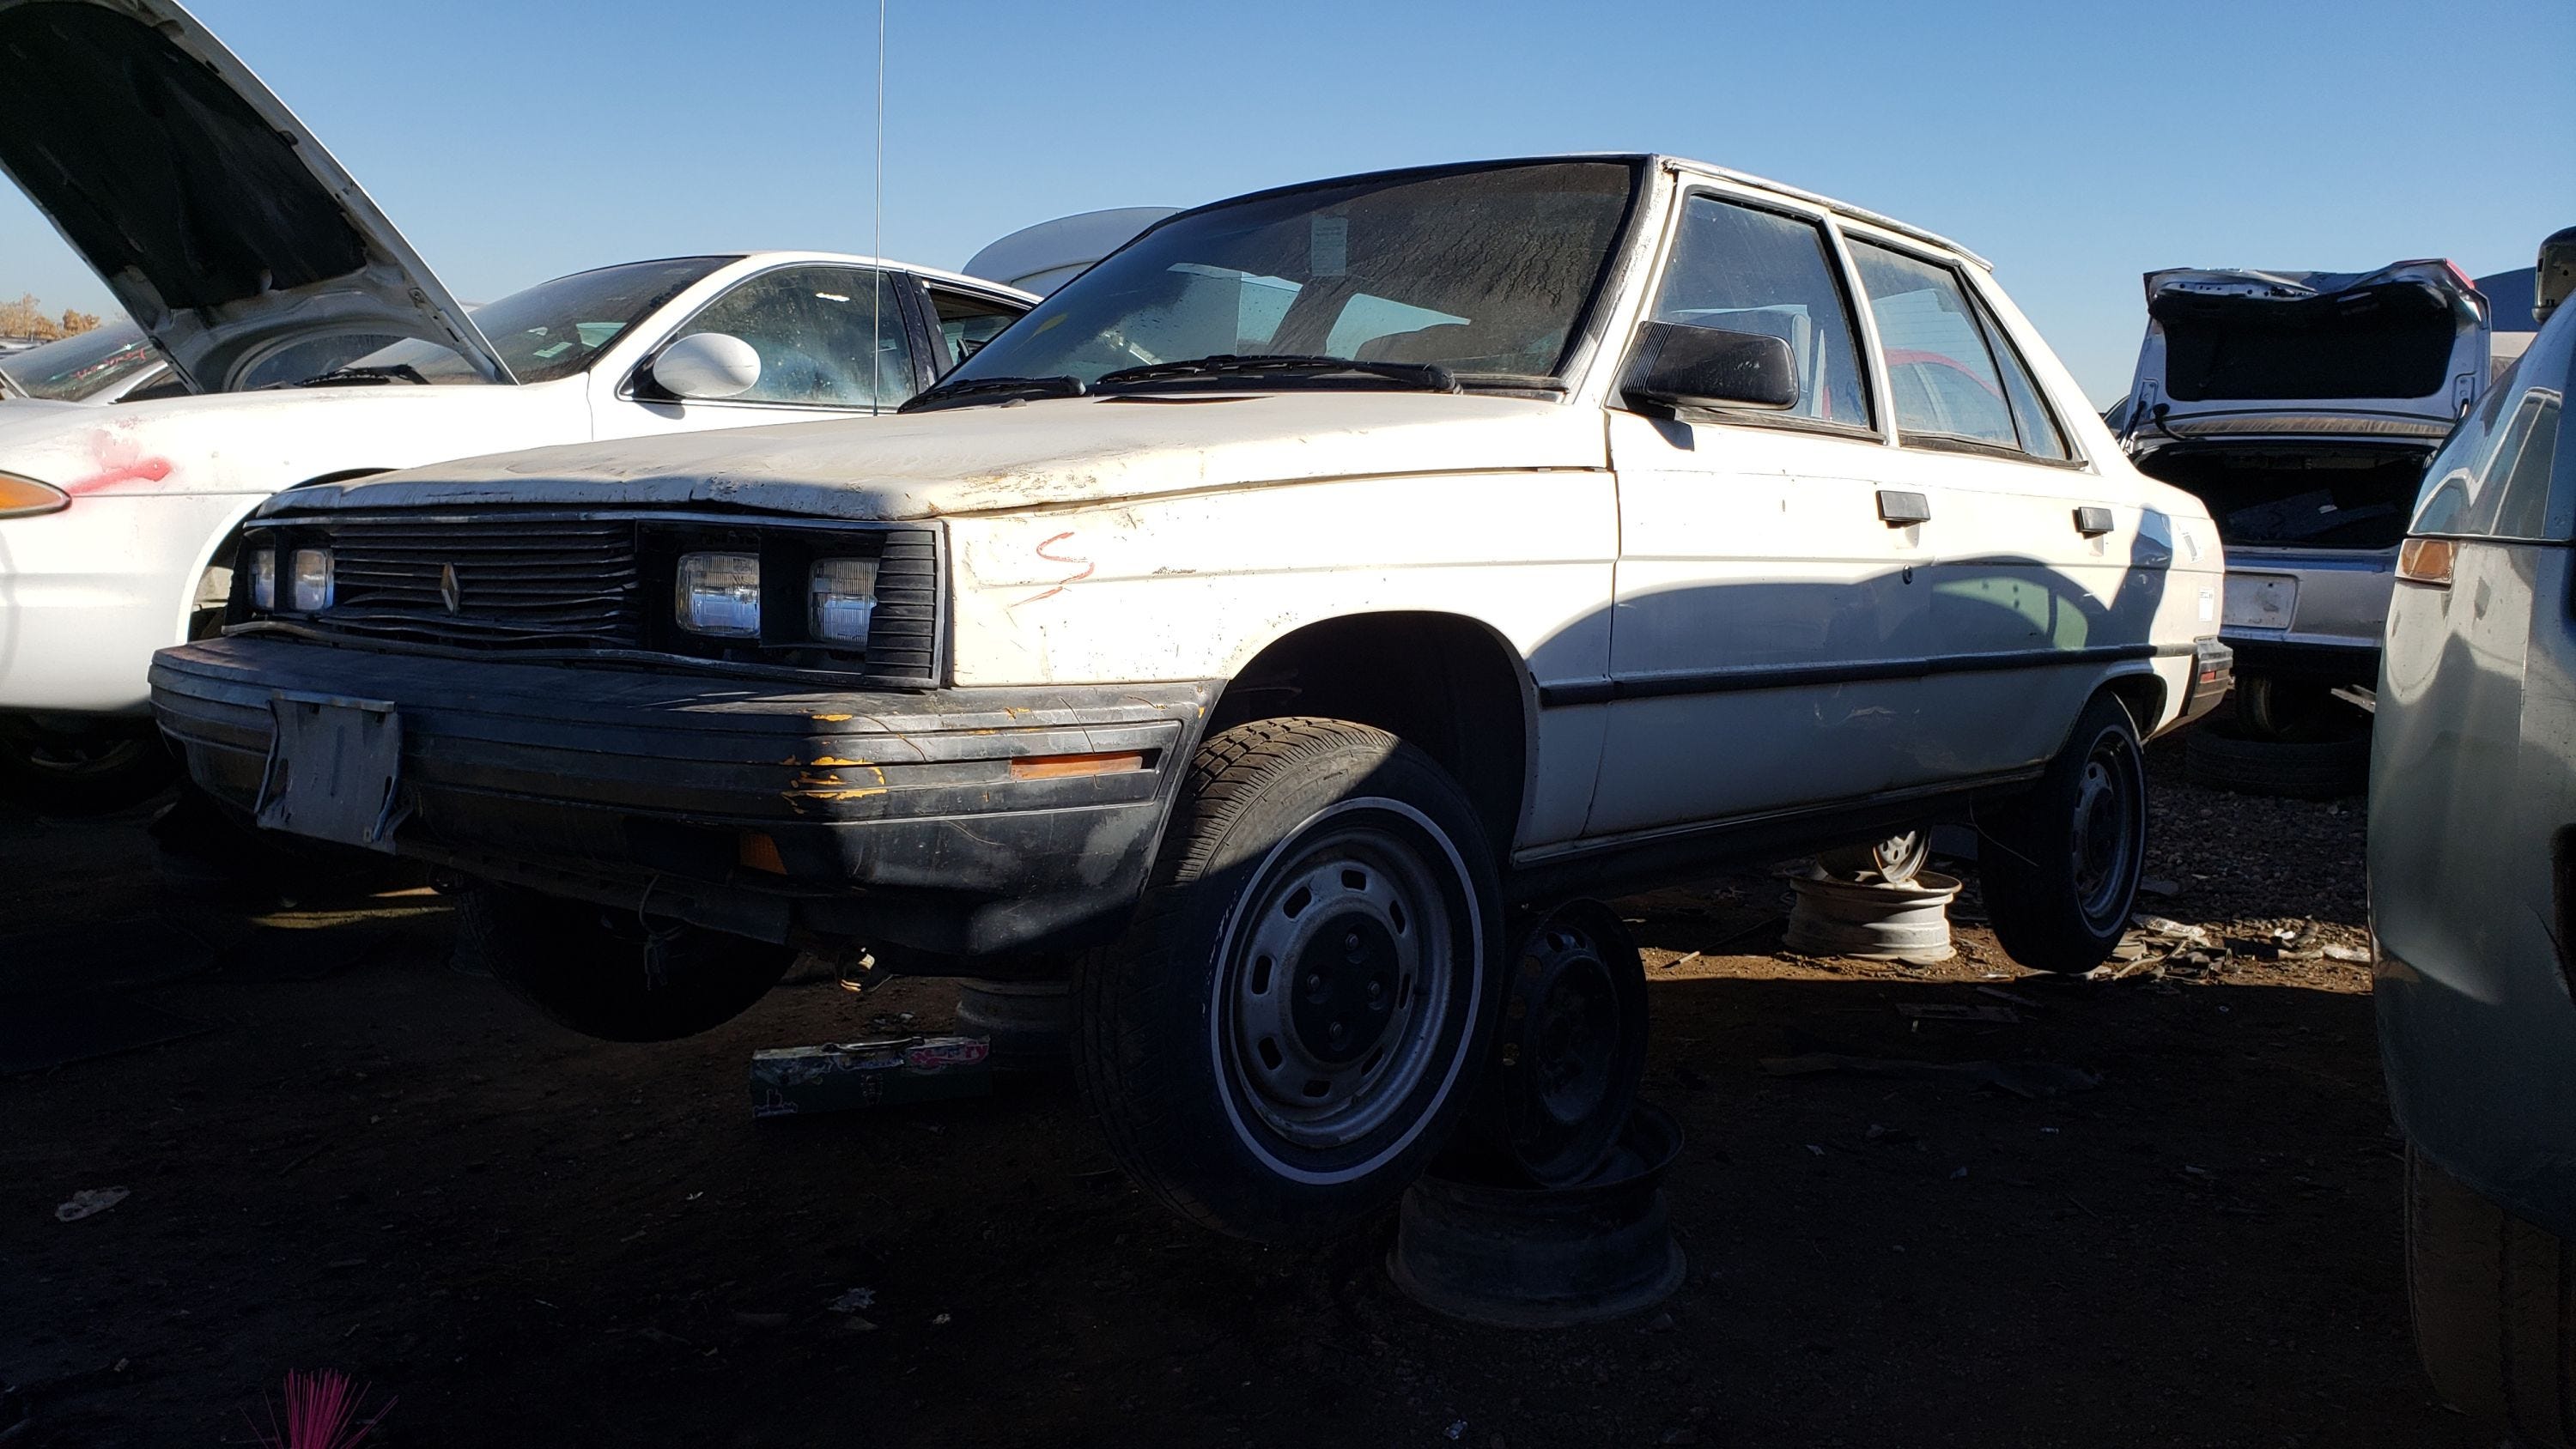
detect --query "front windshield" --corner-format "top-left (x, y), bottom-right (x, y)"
top-left (337, 256), bottom-right (735, 385)
top-left (943, 161), bottom-right (1642, 391)
top-left (0, 321), bottom-right (162, 401)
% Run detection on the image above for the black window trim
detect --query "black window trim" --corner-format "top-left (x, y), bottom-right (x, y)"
top-left (917, 276), bottom-right (1036, 379)
top-left (1616, 183), bottom-right (1886, 441)
top-left (1841, 228), bottom-right (2095, 472)
top-left (616, 258), bottom-right (935, 414)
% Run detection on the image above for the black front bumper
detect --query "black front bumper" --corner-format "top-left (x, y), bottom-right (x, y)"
top-left (151, 637), bottom-right (1217, 967)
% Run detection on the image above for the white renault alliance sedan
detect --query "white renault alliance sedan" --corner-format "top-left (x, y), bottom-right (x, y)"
top-left (0, 0), bottom-right (1031, 806)
top-left (155, 156), bottom-right (2231, 1243)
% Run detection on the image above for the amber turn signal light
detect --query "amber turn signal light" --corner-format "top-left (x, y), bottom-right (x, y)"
top-left (1009, 750), bottom-right (1146, 781)
top-left (2397, 537), bottom-right (2456, 588)
top-left (0, 472), bottom-right (69, 518)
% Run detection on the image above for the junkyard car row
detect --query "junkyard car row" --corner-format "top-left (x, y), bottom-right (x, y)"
top-left (4, 0), bottom-right (2573, 1440)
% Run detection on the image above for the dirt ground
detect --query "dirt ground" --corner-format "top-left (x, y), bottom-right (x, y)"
top-left (0, 738), bottom-right (2467, 1448)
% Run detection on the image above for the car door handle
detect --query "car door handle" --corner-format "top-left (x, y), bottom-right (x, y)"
top-left (1877, 489), bottom-right (1931, 526)
top-left (2074, 506), bottom-right (2115, 537)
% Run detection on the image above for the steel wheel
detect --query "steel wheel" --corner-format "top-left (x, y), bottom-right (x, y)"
top-left (1819, 828), bottom-right (1931, 884)
top-left (2069, 735), bottom-right (2142, 926)
top-left (1222, 804), bottom-right (1463, 1152)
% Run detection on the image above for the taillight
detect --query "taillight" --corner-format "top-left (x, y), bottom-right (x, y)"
top-left (2397, 537), bottom-right (2455, 587)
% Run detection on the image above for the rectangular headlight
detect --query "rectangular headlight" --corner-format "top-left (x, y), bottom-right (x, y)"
top-left (250, 548), bottom-right (277, 610)
top-left (291, 547), bottom-right (334, 612)
top-left (676, 551), bottom-right (761, 636)
top-left (808, 557), bottom-right (878, 645)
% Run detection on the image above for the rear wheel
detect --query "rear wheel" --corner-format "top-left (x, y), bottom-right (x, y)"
top-left (457, 885), bottom-right (793, 1042)
top-left (1978, 694), bottom-right (2147, 973)
top-left (1075, 718), bottom-right (1501, 1246)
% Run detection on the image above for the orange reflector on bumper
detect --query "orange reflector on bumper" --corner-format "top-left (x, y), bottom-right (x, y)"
top-left (1009, 750), bottom-right (1146, 781)
top-left (2398, 537), bottom-right (2456, 587)
top-left (738, 831), bottom-right (787, 875)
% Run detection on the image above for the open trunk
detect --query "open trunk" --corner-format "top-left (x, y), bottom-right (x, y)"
top-left (2135, 440), bottom-right (2430, 552)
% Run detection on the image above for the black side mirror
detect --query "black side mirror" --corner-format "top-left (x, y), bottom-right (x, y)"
top-left (1622, 321), bottom-right (1798, 412)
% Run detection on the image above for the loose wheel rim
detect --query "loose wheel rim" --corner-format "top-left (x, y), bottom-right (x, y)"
top-left (21, 733), bottom-right (150, 778)
top-left (1222, 805), bottom-right (1464, 1153)
top-left (2069, 731), bottom-right (2142, 923)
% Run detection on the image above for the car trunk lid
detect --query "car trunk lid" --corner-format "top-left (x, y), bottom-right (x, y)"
top-left (0, 0), bottom-right (508, 391)
top-left (2125, 261), bottom-right (2489, 440)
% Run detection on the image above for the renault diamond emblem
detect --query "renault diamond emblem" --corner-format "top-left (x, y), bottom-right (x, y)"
top-left (439, 563), bottom-right (461, 615)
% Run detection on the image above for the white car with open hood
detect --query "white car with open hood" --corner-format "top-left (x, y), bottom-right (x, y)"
top-left (155, 155), bottom-right (2230, 1244)
top-left (0, 0), bottom-right (1033, 807)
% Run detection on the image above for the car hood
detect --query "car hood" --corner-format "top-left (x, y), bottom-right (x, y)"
top-left (2123, 260), bottom-right (2489, 443)
top-left (274, 391), bottom-right (1609, 520)
top-left (0, 380), bottom-right (573, 500)
top-left (0, 0), bottom-right (506, 392)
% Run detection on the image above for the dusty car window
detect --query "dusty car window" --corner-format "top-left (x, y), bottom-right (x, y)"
top-left (1649, 195), bottom-right (1869, 427)
top-left (927, 286), bottom-right (1024, 373)
top-left (939, 160), bottom-right (1640, 388)
top-left (1850, 241), bottom-right (2020, 449)
top-left (677, 266), bottom-right (915, 407)
top-left (339, 256), bottom-right (733, 385)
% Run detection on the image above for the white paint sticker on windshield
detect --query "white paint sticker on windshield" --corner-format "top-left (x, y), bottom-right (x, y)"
top-left (1309, 216), bottom-right (1348, 278)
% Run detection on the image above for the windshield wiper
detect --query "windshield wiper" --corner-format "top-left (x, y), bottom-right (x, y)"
top-left (287, 363), bottom-right (433, 389)
top-left (900, 374), bottom-right (1087, 413)
top-left (1094, 354), bottom-right (1461, 394)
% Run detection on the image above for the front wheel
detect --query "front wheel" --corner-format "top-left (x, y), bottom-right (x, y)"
top-left (1978, 694), bottom-right (2147, 973)
top-left (1075, 718), bottom-right (1502, 1246)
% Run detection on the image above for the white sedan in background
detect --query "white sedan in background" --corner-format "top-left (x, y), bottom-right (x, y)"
top-left (0, 0), bottom-right (1030, 806)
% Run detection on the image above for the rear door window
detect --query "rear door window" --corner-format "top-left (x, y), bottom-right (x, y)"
top-left (1850, 241), bottom-right (2019, 450)
top-left (1644, 194), bottom-right (1872, 427)
top-left (925, 285), bottom-right (1026, 373)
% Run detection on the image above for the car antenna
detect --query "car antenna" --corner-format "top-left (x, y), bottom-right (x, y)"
top-left (870, 0), bottom-right (887, 415)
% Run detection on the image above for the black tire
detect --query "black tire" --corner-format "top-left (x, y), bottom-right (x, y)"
top-left (457, 885), bottom-right (793, 1042)
top-left (955, 978), bottom-right (1072, 1073)
top-left (2407, 1143), bottom-right (2576, 1447)
top-left (1074, 718), bottom-right (1503, 1246)
top-left (1978, 694), bottom-right (2148, 973)
top-left (0, 714), bottom-right (177, 814)
top-left (2184, 726), bottom-right (2369, 800)
top-left (2233, 672), bottom-right (2361, 743)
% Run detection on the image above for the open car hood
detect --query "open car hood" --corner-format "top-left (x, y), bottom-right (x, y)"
top-left (2123, 260), bottom-right (2489, 444)
top-left (0, 0), bottom-right (508, 391)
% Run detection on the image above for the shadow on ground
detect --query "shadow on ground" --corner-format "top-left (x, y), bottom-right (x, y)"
top-left (0, 747), bottom-right (2450, 1448)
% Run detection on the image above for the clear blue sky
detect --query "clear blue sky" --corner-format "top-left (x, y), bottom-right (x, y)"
top-left (3, 0), bottom-right (2569, 403)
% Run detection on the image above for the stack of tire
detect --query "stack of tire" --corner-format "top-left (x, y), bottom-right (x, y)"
top-left (2185, 676), bottom-right (2370, 799)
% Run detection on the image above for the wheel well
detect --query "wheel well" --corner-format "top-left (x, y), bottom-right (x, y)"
top-left (1208, 613), bottom-right (1533, 852)
top-left (2100, 672), bottom-right (2167, 737)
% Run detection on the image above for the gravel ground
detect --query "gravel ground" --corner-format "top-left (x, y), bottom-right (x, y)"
top-left (0, 737), bottom-right (2464, 1447)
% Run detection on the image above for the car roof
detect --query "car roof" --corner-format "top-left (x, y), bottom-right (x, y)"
top-left (716, 251), bottom-right (1039, 302)
top-left (1649, 155), bottom-right (1990, 269)
top-left (1122, 154), bottom-right (1990, 272)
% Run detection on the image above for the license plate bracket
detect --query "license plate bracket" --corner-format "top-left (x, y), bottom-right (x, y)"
top-left (2222, 574), bottom-right (2296, 630)
top-left (254, 693), bottom-right (407, 851)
